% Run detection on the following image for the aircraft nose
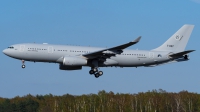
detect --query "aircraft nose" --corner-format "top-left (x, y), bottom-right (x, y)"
top-left (3, 49), bottom-right (9, 55)
top-left (2, 49), bottom-right (6, 54)
top-left (3, 49), bottom-right (16, 57)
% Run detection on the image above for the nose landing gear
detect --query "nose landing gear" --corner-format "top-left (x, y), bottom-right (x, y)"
top-left (21, 60), bottom-right (26, 68)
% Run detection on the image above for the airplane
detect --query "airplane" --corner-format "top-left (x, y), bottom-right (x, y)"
top-left (3, 24), bottom-right (195, 78)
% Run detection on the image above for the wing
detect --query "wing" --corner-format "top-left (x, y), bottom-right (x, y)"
top-left (82, 36), bottom-right (141, 59)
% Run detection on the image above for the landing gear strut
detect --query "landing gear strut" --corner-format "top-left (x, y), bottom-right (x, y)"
top-left (22, 60), bottom-right (26, 69)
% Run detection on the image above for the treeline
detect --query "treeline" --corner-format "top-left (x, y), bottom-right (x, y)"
top-left (0, 89), bottom-right (200, 112)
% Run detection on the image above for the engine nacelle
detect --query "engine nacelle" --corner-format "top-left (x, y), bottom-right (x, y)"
top-left (63, 56), bottom-right (87, 66)
top-left (184, 54), bottom-right (189, 60)
top-left (59, 64), bottom-right (82, 70)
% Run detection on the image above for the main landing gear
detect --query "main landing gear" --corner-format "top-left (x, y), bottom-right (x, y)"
top-left (22, 60), bottom-right (26, 69)
top-left (89, 68), bottom-right (103, 78)
top-left (89, 60), bottom-right (103, 78)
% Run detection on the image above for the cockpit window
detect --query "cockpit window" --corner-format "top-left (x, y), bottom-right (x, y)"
top-left (8, 46), bottom-right (14, 49)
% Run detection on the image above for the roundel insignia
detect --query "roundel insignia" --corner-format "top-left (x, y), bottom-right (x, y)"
top-left (175, 34), bottom-right (180, 40)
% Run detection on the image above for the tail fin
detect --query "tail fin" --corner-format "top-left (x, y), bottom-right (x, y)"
top-left (153, 24), bottom-right (194, 52)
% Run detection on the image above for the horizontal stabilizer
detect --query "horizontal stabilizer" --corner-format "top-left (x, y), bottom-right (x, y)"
top-left (169, 50), bottom-right (195, 58)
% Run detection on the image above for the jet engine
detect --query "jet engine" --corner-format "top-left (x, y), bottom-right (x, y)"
top-left (59, 64), bottom-right (82, 70)
top-left (63, 56), bottom-right (87, 66)
top-left (183, 54), bottom-right (189, 60)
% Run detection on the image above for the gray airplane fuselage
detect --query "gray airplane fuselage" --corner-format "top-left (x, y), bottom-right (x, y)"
top-left (3, 43), bottom-right (169, 67)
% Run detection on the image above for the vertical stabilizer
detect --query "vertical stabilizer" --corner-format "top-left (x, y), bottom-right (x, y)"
top-left (153, 24), bottom-right (194, 52)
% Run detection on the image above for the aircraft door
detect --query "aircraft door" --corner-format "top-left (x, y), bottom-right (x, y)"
top-left (20, 45), bottom-right (25, 52)
top-left (48, 46), bottom-right (53, 53)
top-left (149, 52), bottom-right (154, 59)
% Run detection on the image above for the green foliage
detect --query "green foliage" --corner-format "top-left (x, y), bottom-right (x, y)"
top-left (0, 90), bottom-right (200, 112)
top-left (0, 97), bottom-right (39, 112)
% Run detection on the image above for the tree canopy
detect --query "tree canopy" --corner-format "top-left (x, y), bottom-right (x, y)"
top-left (0, 89), bottom-right (200, 112)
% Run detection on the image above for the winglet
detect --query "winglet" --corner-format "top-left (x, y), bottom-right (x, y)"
top-left (133, 36), bottom-right (141, 43)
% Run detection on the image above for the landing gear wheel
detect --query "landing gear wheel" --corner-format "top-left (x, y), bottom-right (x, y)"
top-left (95, 73), bottom-right (99, 78)
top-left (89, 70), bottom-right (95, 75)
top-left (22, 65), bottom-right (26, 68)
top-left (98, 71), bottom-right (103, 76)
top-left (93, 68), bottom-right (98, 72)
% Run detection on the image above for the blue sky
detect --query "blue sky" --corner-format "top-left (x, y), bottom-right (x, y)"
top-left (0, 0), bottom-right (200, 98)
